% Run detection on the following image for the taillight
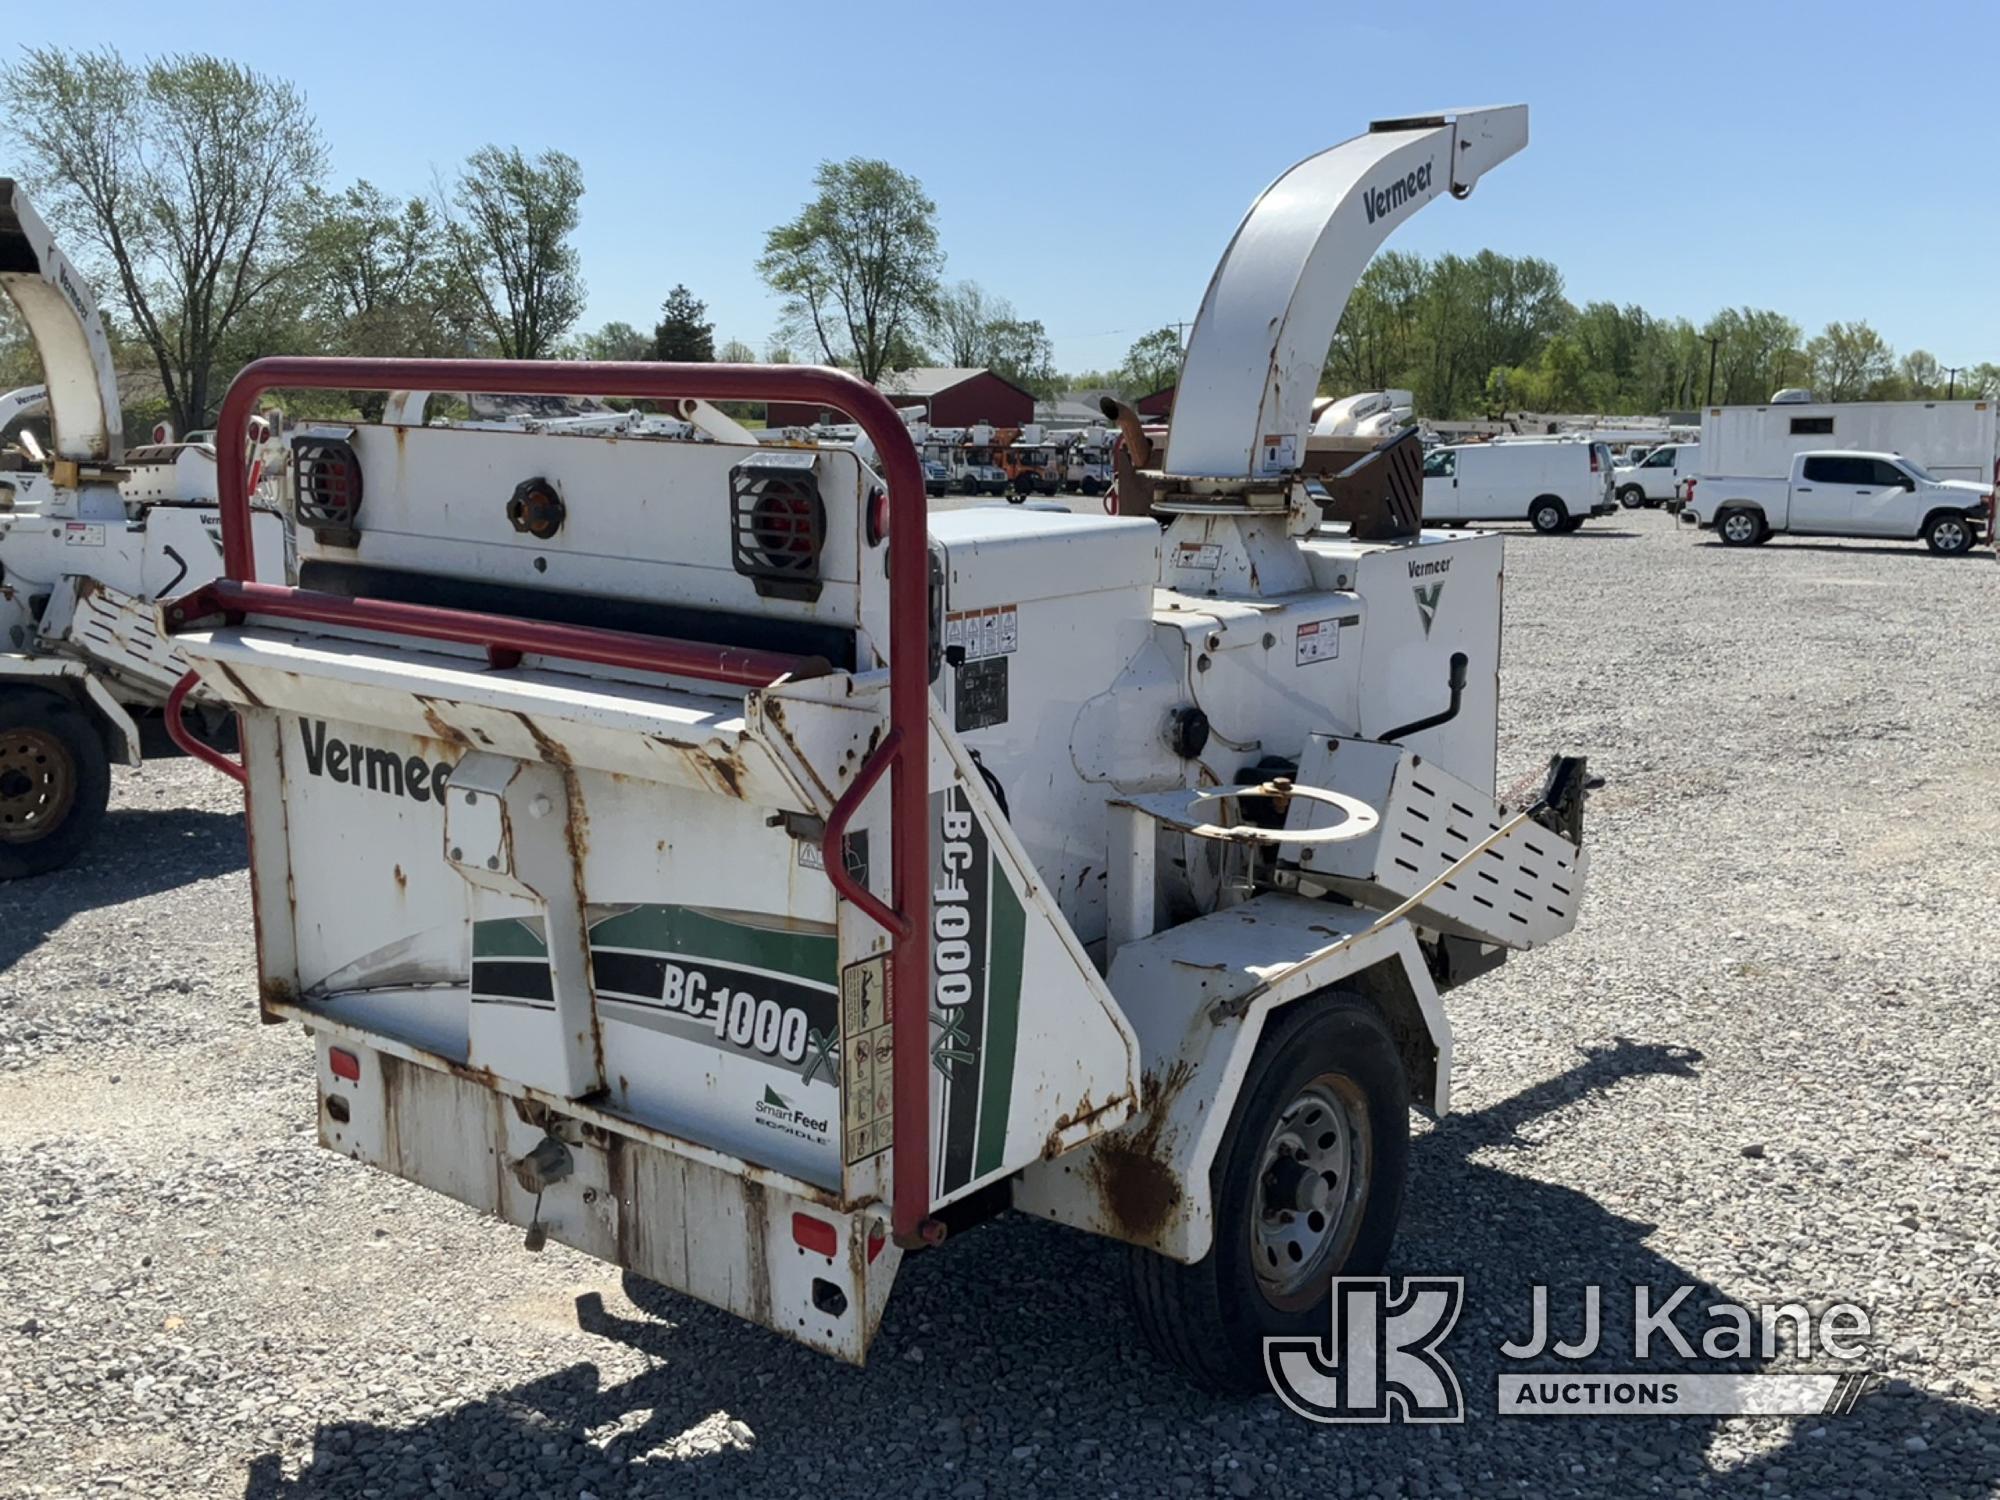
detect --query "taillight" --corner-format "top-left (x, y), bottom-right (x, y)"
top-left (866, 486), bottom-right (890, 547)
top-left (294, 434), bottom-right (363, 546)
top-left (730, 455), bottom-right (825, 601)
top-left (791, 1212), bottom-right (838, 1258)
top-left (328, 1047), bottom-right (361, 1082)
top-left (1589, 447), bottom-right (1601, 473)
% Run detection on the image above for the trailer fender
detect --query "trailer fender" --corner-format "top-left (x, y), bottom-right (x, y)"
top-left (0, 656), bottom-right (142, 766)
top-left (1011, 891), bottom-right (1446, 1263)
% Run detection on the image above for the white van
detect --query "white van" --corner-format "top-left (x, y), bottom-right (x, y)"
top-left (1612, 442), bottom-right (1699, 508)
top-left (1422, 438), bottom-right (1618, 533)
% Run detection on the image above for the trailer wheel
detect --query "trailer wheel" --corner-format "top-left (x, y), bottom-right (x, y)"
top-left (1923, 511), bottom-right (1976, 556)
top-left (0, 689), bottom-right (112, 880)
top-left (1617, 485), bottom-right (1645, 509)
top-left (1126, 993), bottom-right (1409, 1393)
top-left (1717, 508), bottom-right (1766, 547)
top-left (1528, 497), bottom-right (1568, 534)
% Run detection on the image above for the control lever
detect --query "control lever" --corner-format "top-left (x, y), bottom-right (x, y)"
top-left (1380, 651), bottom-right (1468, 743)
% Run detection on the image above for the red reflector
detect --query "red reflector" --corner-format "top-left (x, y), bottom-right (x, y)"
top-left (867, 487), bottom-right (891, 547)
top-left (329, 1047), bottom-right (361, 1082)
top-left (792, 1212), bottom-right (838, 1258)
top-left (866, 1227), bottom-right (886, 1264)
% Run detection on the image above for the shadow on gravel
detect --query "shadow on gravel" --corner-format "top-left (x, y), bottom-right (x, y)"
top-left (244, 1037), bottom-right (1990, 1499)
top-left (0, 808), bottom-right (245, 971)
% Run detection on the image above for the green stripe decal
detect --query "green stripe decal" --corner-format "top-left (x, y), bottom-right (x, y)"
top-left (473, 918), bottom-right (548, 960)
top-left (588, 906), bottom-right (836, 983)
top-left (973, 875), bottom-right (1026, 1177)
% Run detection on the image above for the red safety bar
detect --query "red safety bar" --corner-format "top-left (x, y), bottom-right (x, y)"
top-left (163, 357), bottom-right (938, 1245)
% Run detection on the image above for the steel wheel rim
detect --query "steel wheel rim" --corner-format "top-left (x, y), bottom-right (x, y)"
top-left (1250, 1075), bottom-right (1370, 1306)
top-left (1535, 507), bottom-right (1560, 531)
top-left (1935, 519), bottom-right (1966, 551)
top-left (0, 727), bottom-right (77, 845)
top-left (1724, 513), bottom-right (1756, 542)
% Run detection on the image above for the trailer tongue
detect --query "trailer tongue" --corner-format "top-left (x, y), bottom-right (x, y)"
top-left (164, 105), bottom-right (1587, 1391)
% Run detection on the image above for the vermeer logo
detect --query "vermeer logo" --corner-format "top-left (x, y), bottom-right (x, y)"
top-left (1363, 160), bottom-right (1435, 225)
top-left (297, 719), bottom-right (454, 804)
top-left (1409, 556), bottom-right (1450, 636)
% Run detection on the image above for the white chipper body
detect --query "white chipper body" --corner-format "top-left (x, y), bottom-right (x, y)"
top-left (166, 105), bottom-right (1586, 1390)
top-left (0, 179), bottom-right (285, 876)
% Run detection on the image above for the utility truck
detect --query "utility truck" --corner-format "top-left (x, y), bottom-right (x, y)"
top-left (161, 104), bottom-right (1590, 1393)
top-left (0, 180), bottom-right (285, 877)
top-left (1688, 449), bottom-right (1992, 553)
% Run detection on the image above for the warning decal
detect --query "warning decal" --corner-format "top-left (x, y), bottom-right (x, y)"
top-left (1295, 618), bottom-right (1343, 666)
top-left (943, 606), bottom-right (1018, 661)
top-left (841, 954), bottom-right (894, 1165)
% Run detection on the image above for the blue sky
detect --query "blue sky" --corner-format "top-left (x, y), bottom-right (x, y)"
top-left (20, 1), bottom-right (2000, 372)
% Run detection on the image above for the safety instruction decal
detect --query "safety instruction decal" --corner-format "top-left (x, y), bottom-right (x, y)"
top-left (1172, 542), bottom-right (1222, 571)
top-left (944, 606), bottom-right (1018, 661)
top-left (842, 955), bottom-right (895, 1165)
top-left (63, 522), bottom-right (106, 548)
top-left (1295, 617), bottom-right (1342, 666)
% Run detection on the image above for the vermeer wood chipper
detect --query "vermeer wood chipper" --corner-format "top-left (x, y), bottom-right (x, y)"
top-left (162, 103), bottom-right (1588, 1391)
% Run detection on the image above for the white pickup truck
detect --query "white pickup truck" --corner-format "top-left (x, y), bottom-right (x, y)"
top-left (1688, 450), bottom-right (1992, 555)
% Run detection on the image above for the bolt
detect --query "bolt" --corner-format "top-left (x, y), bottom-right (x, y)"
top-left (449, 846), bottom-right (463, 862)
top-left (464, 791), bottom-right (477, 806)
top-left (486, 856), bottom-right (499, 870)
top-left (529, 795), bottom-right (553, 818)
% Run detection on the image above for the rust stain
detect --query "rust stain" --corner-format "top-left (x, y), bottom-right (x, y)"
top-left (392, 863), bottom-right (407, 891)
top-left (416, 698), bottom-right (474, 749)
top-left (1082, 1061), bottom-right (1194, 1245)
top-left (741, 1179), bottom-right (773, 1326)
top-left (514, 711), bottom-right (604, 1082)
top-left (213, 662), bottom-right (265, 710)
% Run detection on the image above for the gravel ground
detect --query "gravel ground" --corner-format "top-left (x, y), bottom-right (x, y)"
top-left (1, 509), bottom-right (1996, 1498)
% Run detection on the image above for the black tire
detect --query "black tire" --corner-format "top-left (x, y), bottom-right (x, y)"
top-left (1558, 516), bottom-right (1586, 534)
top-left (0, 688), bottom-right (113, 880)
top-left (1716, 507), bottom-right (1766, 547)
top-left (1617, 485), bottom-right (1645, 509)
top-left (1923, 511), bottom-right (1976, 556)
top-left (1529, 496), bottom-right (1568, 534)
top-left (1127, 993), bottom-right (1409, 1393)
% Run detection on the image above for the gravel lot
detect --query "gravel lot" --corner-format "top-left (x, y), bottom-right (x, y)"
top-left (2, 509), bottom-right (1996, 1498)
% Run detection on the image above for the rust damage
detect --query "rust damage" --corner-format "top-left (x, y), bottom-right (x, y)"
top-left (513, 711), bottom-right (605, 1081)
top-left (211, 661), bottom-right (265, 710)
top-left (1082, 1060), bottom-right (1194, 1246)
top-left (1040, 1089), bottom-right (1129, 1160)
top-left (415, 697), bottom-right (475, 749)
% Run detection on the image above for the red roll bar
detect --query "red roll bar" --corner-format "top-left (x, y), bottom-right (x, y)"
top-left (165, 357), bottom-right (936, 1244)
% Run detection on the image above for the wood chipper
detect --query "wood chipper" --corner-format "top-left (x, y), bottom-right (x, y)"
top-left (0, 178), bottom-right (288, 877)
top-left (161, 104), bottom-right (1588, 1392)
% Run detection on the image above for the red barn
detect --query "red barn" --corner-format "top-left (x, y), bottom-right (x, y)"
top-left (765, 367), bottom-right (1035, 429)
top-left (1136, 384), bottom-right (1176, 419)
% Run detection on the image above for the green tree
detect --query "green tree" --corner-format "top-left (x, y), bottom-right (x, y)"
top-left (443, 146), bottom-right (585, 360)
top-left (1122, 327), bottom-right (1184, 396)
top-left (651, 284), bottom-right (714, 361)
top-left (570, 321), bottom-right (651, 361)
top-left (1, 46), bottom-right (326, 431)
top-left (298, 181), bottom-right (479, 417)
top-left (757, 158), bottom-right (943, 383)
top-left (717, 338), bottom-right (758, 363)
top-left (1806, 320), bottom-right (1895, 402)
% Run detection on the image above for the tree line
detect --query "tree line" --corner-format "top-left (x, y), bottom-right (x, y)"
top-left (2, 45), bottom-right (1990, 436)
top-left (1327, 249), bottom-right (2000, 419)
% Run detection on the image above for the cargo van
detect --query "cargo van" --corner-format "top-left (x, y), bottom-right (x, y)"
top-left (1612, 442), bottom-right (1699, 508)
top-left (1422, 438), bottom-right (1618, 532)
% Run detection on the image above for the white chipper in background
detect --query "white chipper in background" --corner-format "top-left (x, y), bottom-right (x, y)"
top-left (0, 179), bottom-right (287, 877)
top-left (163, 103), bottom-right (1588, 1392)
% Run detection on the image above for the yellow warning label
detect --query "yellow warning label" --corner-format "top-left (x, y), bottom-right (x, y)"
top-left (841, 955), bottom-right (894, 1165)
